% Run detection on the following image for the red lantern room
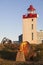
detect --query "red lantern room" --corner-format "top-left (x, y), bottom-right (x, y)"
top-left (23, 5), bottom-right (37, 18)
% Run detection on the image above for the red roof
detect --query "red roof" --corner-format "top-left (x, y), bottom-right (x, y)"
top-left (27, 5), bottom-right (35, 11)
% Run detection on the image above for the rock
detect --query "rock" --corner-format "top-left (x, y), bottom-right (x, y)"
top-left (16, 51), bottom-right (25, 61)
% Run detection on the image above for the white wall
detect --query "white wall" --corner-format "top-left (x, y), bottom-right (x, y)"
top-left (22, 18), bottom-right (37, 44)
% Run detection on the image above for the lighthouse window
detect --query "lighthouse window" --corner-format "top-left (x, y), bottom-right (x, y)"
top-left (32, 24), bottom-right (33, 29)
top-left (32, 19), bottom-right (33, 21)
top-left (32, 33), bottom-right (33, 40)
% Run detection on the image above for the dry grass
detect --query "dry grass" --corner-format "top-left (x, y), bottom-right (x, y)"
top-left (0, 43), bottom-right (43, 65)
top-left (0, 59), bottom-right (43, 65)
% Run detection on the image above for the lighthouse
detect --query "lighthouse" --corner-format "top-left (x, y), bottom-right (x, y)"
top-left (22, 5), bottom-right (38, 44)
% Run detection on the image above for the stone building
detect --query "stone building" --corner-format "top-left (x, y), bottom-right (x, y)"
top-left (19, 5), bottom-right (43, 44)
top-left (37, 30), bottom-right (43, 44)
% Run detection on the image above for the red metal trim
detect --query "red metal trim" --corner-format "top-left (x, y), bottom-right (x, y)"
top-left (23, 14), bottom-right (37, 18)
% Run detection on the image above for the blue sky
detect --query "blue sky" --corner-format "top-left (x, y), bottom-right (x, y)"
top-left (0, 0), bottom-right (43, 42)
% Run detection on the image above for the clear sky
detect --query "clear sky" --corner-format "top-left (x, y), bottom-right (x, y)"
top-left (0, 0), bottom-right (43, 42)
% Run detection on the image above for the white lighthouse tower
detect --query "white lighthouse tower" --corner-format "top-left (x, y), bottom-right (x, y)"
top-left (22, 5), bottom-right (38, 44)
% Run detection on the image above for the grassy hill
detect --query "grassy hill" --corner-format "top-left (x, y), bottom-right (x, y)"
top-left (0, 43), bottom-right (43, 65)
